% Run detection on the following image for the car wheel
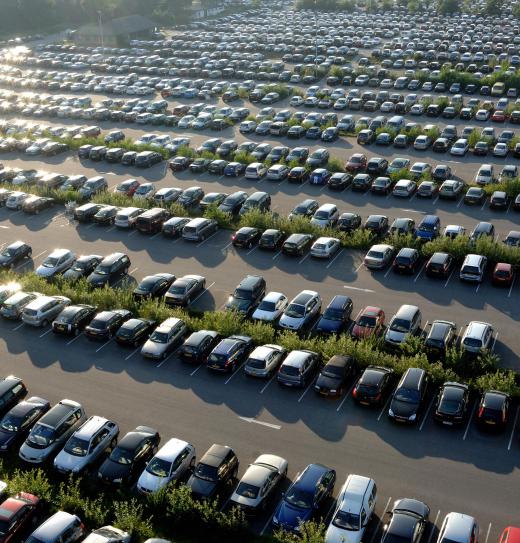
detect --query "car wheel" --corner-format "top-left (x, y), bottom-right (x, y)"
top-left (41, 319), bottom-right (49, 327)
top-left (248, 241), bottom-right (253, 249)
top-left (74, 328), bottom-right (80, 336)
top-left (161, 351), bottom-right (167, 360)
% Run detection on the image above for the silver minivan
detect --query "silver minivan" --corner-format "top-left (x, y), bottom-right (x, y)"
top-left (19, 399), bottom-right (86, 464)
top-left (384, 304), bottom-right (422, 347)
top-left (181, 218), bottom-right (218, 242)
top-left (459, 254), bottom-right (487, 283)
top-left (22, 296), bottom-right (71, 327)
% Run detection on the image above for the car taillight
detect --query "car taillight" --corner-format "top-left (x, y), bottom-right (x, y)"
top-left (374, 393), bottom-right (382, 401)
top-left (478, 407), bottom-right (484, 418)
top-left (231, 235), bottom-right (235, 240)
top-left (80, 523), bottom-right (85, 531)
top-left (502, 411), bottom-right (506, 423)
top-left (352, 387), bottom-right (357, 398)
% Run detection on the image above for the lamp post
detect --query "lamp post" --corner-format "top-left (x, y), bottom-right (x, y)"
top-left (98, 10), bottom-right (104, 52)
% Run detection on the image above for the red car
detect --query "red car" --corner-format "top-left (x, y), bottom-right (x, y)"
top-left (351, 306), bottom-right (385, 339)
top-left (499, 527), bottom-right (520, 543)
top-left (113, 178), bottom-right (140, 197)
top-left (491, 110), bottom-right (507, 122)
top-left (345, 153), bottom-right (368, 172)
top-left (0, 493), bottom-right (39, 542)
top-left (492, 262), bottom-right (514, 286)
top-left (168, 156), bottom-right (193, 172)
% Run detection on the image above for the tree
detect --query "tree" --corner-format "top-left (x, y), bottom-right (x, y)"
top-left (437, 0), bottom-right (460, 13)
top-left (483, 0), bottom-right (501, 14)
top-left (513, 3), bottom-right (520, 17)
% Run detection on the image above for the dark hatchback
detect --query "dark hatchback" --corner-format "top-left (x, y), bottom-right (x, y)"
top-left (388, 368), bottom-right (428, 424)
top-left (282, 233), bottom-right (313, 256)
top-left (0, 396), bottom-right (50, 453)
top-left (0, 241), bottom-right (32, 269)
top-left (115, 318), bottom-right (156, 347)
top-left (62, 255), bottom-right (102, 282)
top-left (232, 227), bottom-right (262, 249)
top-left (392, 248), bottom-right (420, 274)
top-left (314, 295), bottom-right (353, 334)
top-left (187, 444), bottom-right (239, 500)
top-left (259, 229), bottom-right (285, 250)
top-left (328, 172), bottom-right (352, 190)
top-left (314, 355), bottom-right (356, 397)
top-left (381, 499), bottom-right (430, 543)
top-left (206, 335), bottom-right (254, 372)
top-left (179, 330), bottom-right (220, 364)
top-left (476, 390), bottom-right (511, 431)
top-left (132, 273), bottom-right (176, 301)
top-left (272, 463), bottom-right (336, 533)
top-left (424, 320), bottom-right (456, 357)
top-left (353, 366), bottom-right (393, 406)
top-left (289, 199), bottom-right (319, 219)
top-left (87, 253), bottom-right (130, 288)
top-left (338, 213), bottom-right (361, 232)
top-left (84, 309), bottom-right (132, 341)
top-left (218, 191), bottom-right (248, 215)
top-left (52, 304), bottom-right (97, 336)
top-left (97, 426), bottom-right (160, 485)
top-left (434, 382), bottom-right (469, 426)
top-left (162, 217), bottom-right (191, 238)
top-left (0, 377), bottom-right (27, 418)
top-left (425, 252), bottom-right (454, 278)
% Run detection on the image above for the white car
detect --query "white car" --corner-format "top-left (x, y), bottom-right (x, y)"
top-left (493, 142), bottom-right (509, 157)
top-left (137, 438), bottom-right (196, 494)
top-left (310, 237), bottom-right (341, 258)
top-left (444, 225), bottom-right (466, 239)
top-left (450, 138), bottom-right (469, 156)
top-left (245, 162), bottom-right (267, 180)
top-left (82, 526), bottom-right (130, 543)
top-left (36, 249), bottom-right (76, 278)
top-left (133, 183), bottom-right (156, 200)
top-left (310, 203), bottom-right (339, 228)
top-left (364, 244), bottom-right (394, 270)
top-left (114, 207), bottom-right (144, 228)
top-left (267, 164), bottom-right (289, 180)
top-left (475, 109), bottom-right (490, 121)
top-left (289, 96), bottom-right (304, 107)
top-left (475, 164), bottom-right (494, 185)
top-left (413, 135), bottom-right (431, 150)
top-left (154, 187), bottom-right (182, 204)
top-left (5, 191), bottom-right (29, 210)
top-left (392, 179), bottom-right (416, 197)
top-left (252, 292), bottom-right (288, 322)
top-left (239, 120), bottom-right (257, 133)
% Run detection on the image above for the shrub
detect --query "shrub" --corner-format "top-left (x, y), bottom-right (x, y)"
top-left (112, 499), bottom-right (154, 540)
top-left (55, 476), bottom-right (107, 526)
top-left (7, 468), bottom-right (52, 503)
top-left (474, 369), bottom-right (518, 396)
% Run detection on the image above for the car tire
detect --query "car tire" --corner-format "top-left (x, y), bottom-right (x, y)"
top-left (42, 319), bottom-right (49, 327)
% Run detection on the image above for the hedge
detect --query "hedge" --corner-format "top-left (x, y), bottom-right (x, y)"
top-left (0, 269), bottom-right (517, 397)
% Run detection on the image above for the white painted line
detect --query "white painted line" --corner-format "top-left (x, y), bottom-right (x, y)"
top-left (414, 262), bottom-right (426, 283)
top-left (33, 250), bottom-right (47, 260)
top-left (507, 406), bottom-right (519, 451)
top-left (369, 497), bottom-right (392, 543)
top-left (66, 333), bottom-right (83, 345)
top-left (39, 328), bottom-right (53, 338)
top-left (190, 282), bottom-right (215, 305)
top-left (238, 416), bottom-right (281, 430)
top-left (190, 364), bottom-right (203, 376)
top-left (125, 347), bottom-right (141, 360)
top-left (491, 332), bottom-right (499, 352)
top-left (106, 226), bottom-right (116, 232)
top-left (463, 403), bottom-right (478, 441)
top-left (480, 198), bottom-right (487, 211)
top-left (260, 505), bottom-right (277, 535)
top-left (384, 265), bottom-right (392, 278)
top-left (272, 250), bottom-right (282, 260)
top-left (246, 245), bottom-right (257, 255)
top-left (128, 229), bottom-right (138, 236)
top-left (432, 195), bottom-right (439, 205)
top-left (150, 232), bottom-right (162, 240)
top-left (344, 285), bottom-right (375, 293)
top-left (484, 523), bottom-right (492, 543)
top-left (298, 378), bottom-right (317, 403)
top-left (326, 248), bottom-right (344, 269)
top-left (377, 394), bottom-right (393, 421)
top-left (0, 225), bottom-right (9, 229)
top-left (456, 196), bottom-right (464, 208)
top-left (156, 348), bottom-right (179, 368)
top-left (443, 269), bottom-right (454, 288)
top-left (426, 511), bottom-right (441, 543)
top-left (225, 361), bottom-right (247, 384)
top-left (336, 381), bottom-right (356, 412)
top-left (299, 252), bottom-right (310, 265)
top-left (96, 338), bottom-right (113, 352)
top-left (355, 261), bottom-right (365, 273)
top-left (129, 267), bottom-right (139, 275)
top-left (507, 276), bottom-right (516, 298)
top-left (419, 396), bottom-right (436, 431)
top-left (260, 373), bottom-right (277, 394)
top-left (220, 241), bottom-right (233, 252)
top-left (475, 282), bottom-right (481, 293)
top-left (198, 230), bottom-right (220, 247)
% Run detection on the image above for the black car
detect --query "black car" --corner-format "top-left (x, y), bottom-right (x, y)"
top-left (288, 167), bottom-right (309, 183)
top-left (206, 335), bottom-right (254, 372)
top-left (381, 499), bottom-right (430, 543)
top-left (434, 382), bottom-right (469, 426)
top-left (289, 199), bottom-right (319, 219)
top-left (0, 396), bottom-right (50, 453)
top-left (189, 158), bottom-right (212, 173)
top-left (0, 241), bottom-right (32, 269)
top-left (132, 273), bottom-right (176, 301)
top-left (199, 193), bottom-right (228, 212)
top-left (364, 215), bottom-right (389, 236)
top-left (476, 390), bottom-right (511, 431)
top-left (314, 355), bottom-right (356, 397)
top-left (135, 151), bottom-right (162, 168)
top-left (169, 156), bottom-right (193, 172)
top-left (353, 366), bottom-right (393, 406)
top-left (187, 444), bottom-right (239, 500)
top-left (392, 248), bottom-right (420, 274)
top-left (366, 157), bottom-right (389, 175)
top-left (0, 377), bottom-right (27, 417)
top-left (179, 330), bottom-right (220, 364)
top-left (78, 144), bottom-right (93, 159)
top-left (351, 173), bottom-right (372, 191)
top-left (258, 229), bottom-right (285, 251)
top-left (84, 309), bottom-right (132, 341)
top-left (162, 217), bottom-right (191, 238)
top-left (218, 191), bottom-right (248, 215)
top-left (178, 186), bottom-right (204, 209)
top-left (97, 426), bottom-right (160, 485)
top-left (232, 227), bottom-right (261, 249)
top-left (87, 253), bottom-right (130, 287)
top-left (115, 318), bottom-right (156, 347)
top-left (282, 233), bottom-right (314, 256)
top-left (328, 172), bottom-right (352, 190)
top-left (371, 177), bottom-right (392, 195)
top-left (424, 320), bottom-right (456, 357)
top-left (164, 275), bottom-right (206, 306)
top-left (93, 205), bottom-right (119, 226)
top-left (425, 252), bottom-right (454, 278)
top-left (62, 255), bottom-right (102, 283)
top-left (388, 368), bottom-right (428, 424)
top-left (52, 304), bottom-right (97, 336)
top-left (73, 203), bottom-right (102, 222)
top-left (464, 187), bottom-right (486, 205)
top-left (338, 212), bottom-right (361, 232)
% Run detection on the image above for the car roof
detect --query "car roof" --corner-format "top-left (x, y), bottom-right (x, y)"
top-left (262, 291), bottom-right (284, 302)
top-left (339, 474), bottom-right (373, 511)
top-left (101, 252), bottom-right (125, 265)
top-left (292, 463), bottom-right (331, 491)
top-left (443, 513), bottom-right (477, 542)
top-left (199, 444), bottom-right (233, 467)
top-left (74, 416), bottom-right (110, 439)
top-left (117, 427), bottom-right (156, 450)
top-left (282, 350), bottom-right (314, 367)
top-left (31, 511), bottom-right (78, 538)
top-left (156, 438), bottom-right (189, 460)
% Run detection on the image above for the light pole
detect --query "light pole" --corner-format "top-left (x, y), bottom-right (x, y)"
top-left (97, 10), bottom-right (104, 52)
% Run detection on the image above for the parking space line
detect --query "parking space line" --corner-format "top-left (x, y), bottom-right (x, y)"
top-left (491, 332), bottom-right (499, 351)
top-left (156, 347), bottom-right (179, 368)
top-left (190, 282), bottom-right (215, 305)
top-left (432, 196), bottom-right (439, 205)
top-left (66, 333), bottom-right (83, 345)
top-left (480, 199), bottom-right (487, 211)
top-left (377, 394), bottom-right (393, 421)
top-left (128, 230), bottom-right (138, 237)
top-left (260, 373), bottom-right (277, 394)
top-left (125, 347), bottom-right (141, 360)
top-left (463, 403), bottom-right (478, 440)
top-left (456, 196), bottom-right (464, 208)
top-left (298, 377), bottom-right (317, 403)
top-left (507, 276), bottom-right (516, 298)
top-left (95, 338), bottom-right (113, 352)
top-left (369, 497), bottom-right (392, 543)
top-left (150, 232), bottom-right (162, 240)
top-left (198, 230), bottom-right (220, 247)
top-left (484, 523), bottom-right (492, 543)
top-left (129, 267), bottom-right (139, 275)
top-left (413, 262), bottom-right (425, 283)
top-left (426, 511), bottom-right (441, 543)
top-left (260, 507), bottom-right (277, 535)
top-left (336, 381), bottom-right (356, 412)
top-left (326, 248), bottom-right (344, 269)
top-left (272, 250), bottom-right (282, 260)
top-left (419, 396), bottom-right (436, 431)
top-left (106, 226), bottom-right (116, 232)
top-left (246, 245), bottom-right (257, 255)
top-left (33, 250), bottom-right (47, 260)
top-left (507, 406), bottom-right (519, 451)
top-left (443, 269), bottom-right (454, 288)
top-left (190, 364), bottom-right (203, 376)
top-left (220, 241), bottom-right (233, 252)
top-left (225, 362), bottom-right (247, 384)
top-left (475, 282), bottom-right (481, 293)
top-left (384, 265), bottom-right (392, 278)
top-left (39, 328), bottom-right (53, 338)
top-left (299, 253), bottom-right (310, 265)
top-left (12, 323), bottom-right (24, 331)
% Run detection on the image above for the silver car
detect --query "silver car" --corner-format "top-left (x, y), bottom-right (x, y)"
top-left (26, 511), bottom-right (84, 543)
top-left (22, 295), bottom-right (71, 327)
top-left (437, 513), bottom-right (479, 543)
top-left (82, 526), bottom-right (130, 543)
top-left (141, 317), bottom-right (187, 360)
top-left (0, 291), bottom-right (40, 320)
top-left (54, 416), bottom-right (119, 474)
top-left (36, 249), bottom-right (75, 278)
top-left (244, 344), bottom-right (286, 378)
top-left (229, 454), bottom-right (288, 514)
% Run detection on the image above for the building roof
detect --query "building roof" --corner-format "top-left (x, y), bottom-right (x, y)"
top-left (77, 15), bottom-right (155, 38)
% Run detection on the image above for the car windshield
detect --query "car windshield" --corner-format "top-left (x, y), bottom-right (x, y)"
top-left (170, 285), bottom-right (187, 295)
top-left (236, 482), bottom-right (259, 499)
top-left (358, 315), bottom-right (376, 327)
top-left (0, 413), bottom-right (24, 432)
top-left (109, 446), bottom-right (134, 465)
top-left (285, 488), bottom-right (313, 509)
top-left (1, 248), bottom-right (16, 257)
top-left (390, 318), bottom-right (411, 333)
top-left (28, 424), bottom-right (56, 447)
top-left (150, 331), bottom-right (169, 344)
top-left (194, 462), bottom-right (218, 482)
top-left (420, 223), bottom-right (435, 231)
top-left (367, 250), bottom-right (383, 259)
top-left (324, 308), bottom-right (344, 321)
top-left (258, 300), bottom-right (276, 312)
top-left (41, 256), bottom-right (60, 268)
top-left (463, 337), bottom-right (482, 348)
top-left (285, 303), bottom-right (305, 318)
top-left (440, 398), bottom-right (461, 414)
top-left (94, 265), bottom-right (110, 276)
top-left (64, 436), bottom-right (89, 457)
top-left (394, 388), bottom-right (420, 403)
top-left (280, 365), bottom-right (300, 376)
top-left (333, 511), bottom-right (361, 530)
top-left (146, 457), bottom-right (171, 477)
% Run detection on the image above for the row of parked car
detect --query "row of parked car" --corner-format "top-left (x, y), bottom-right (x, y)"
top-left (0, 372), bottom-right (514, 542)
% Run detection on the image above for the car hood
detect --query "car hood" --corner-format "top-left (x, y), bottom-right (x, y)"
top-left (385, 329), bottom-right (407, 344)
top-left (63, 269), bottom-right (83, 280)
top-left (315, 317), bottom-right (342, 332)
top-left (315, 374), bottom-right (341, 390)
top-left (275, 501), bottom-right (312, 529)
top-left (325, 525), bottom-right (364, 543)
top-left (88, 273), bottom-right (109, 285)
top-left (54, 450), bottom-right (87, 473)
top-left (225, 298), bottom-right (251, 312)
top-left (279, 315), bottom-right (305, 329)
top-left (138, 470), bottom-right (169, 492)
top-left (98, 458), bottom-right (130, 481)
top-left (36, 265), bottom-right (57, 277)
top-left (252, 308), bottom-right (277, 321)
top-left (0, 255), bottom-right (13, 266)
top-left (141, 340), bottom-right (166, 356)
top-left (390, 399), bottom-right (418, 418)
top-left (187, 474), bottom-right (217, 498)
top-left (0, 429), bottom-right (16, 450)
top-left (352, 324), bottom-right (374, 338)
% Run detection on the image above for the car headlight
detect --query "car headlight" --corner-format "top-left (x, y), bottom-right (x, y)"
top-left (272, 516), bottom-right (279, 525)
top-left (0, 445), bottom-right (7, 450)
top-left (388, 409), bottom-right (394, 417)
top-left (113, 478), bottom-right (122, 483)
top-left (330, 389), bottom-right (337, 393)
top-left (409, 413), bottom-right (417, 421)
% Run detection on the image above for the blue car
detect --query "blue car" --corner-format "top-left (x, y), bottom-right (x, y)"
top-left (224, 162), bottom-right (246, 177)
top-left (415, 214), bottom-right (440, 242)
top-left (314, 295), bottom-right (353, 334)
top-left (272, 463), bottom-right (336, 532)
top-left (309, 168), bottom-right (332, 185)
